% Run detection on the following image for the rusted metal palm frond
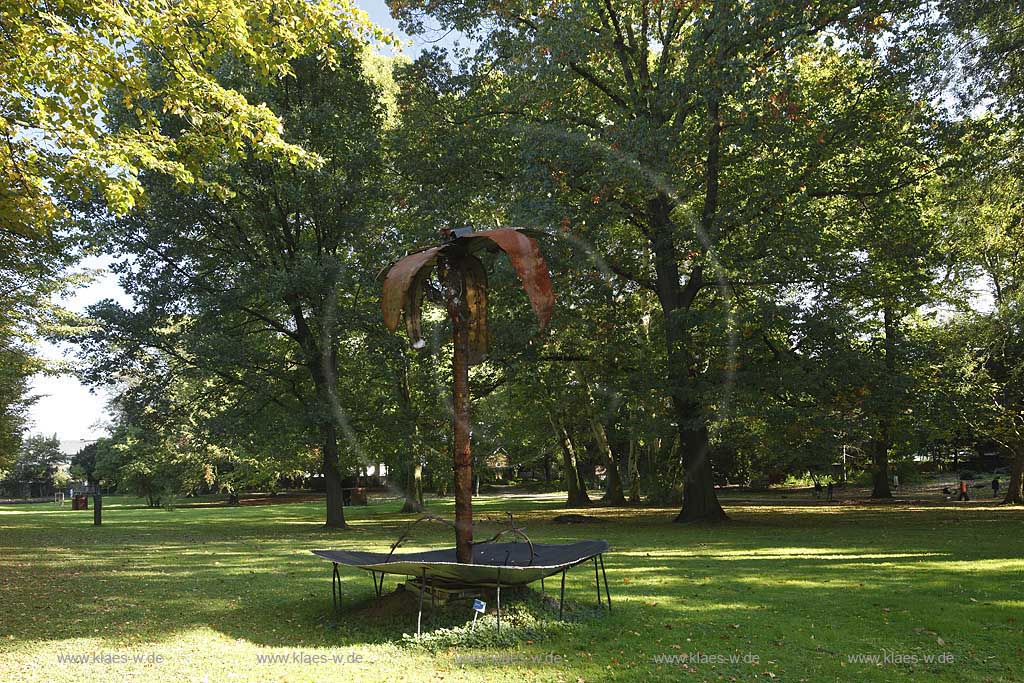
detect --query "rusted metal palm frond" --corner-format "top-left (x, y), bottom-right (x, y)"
top-left (404, 260), bottom-right (436, 350)
top-left (381, 246), bottom-right (440, 341)
top-left (463, 229), bottom-right (554, 330)
top-left (380, 227), bottom-right (554, 363)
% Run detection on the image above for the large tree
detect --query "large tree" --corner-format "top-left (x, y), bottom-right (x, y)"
top-left (3, 0), bottom-right (388, 473)
top-left (1, 0), bottom-right (387, 236)
top-left (938, 121), bottom-right (1024, 503)
top-left (388, 0), bottom-right (938, 520)
top-left (0, 211), bottom-right (80, 468)
top-left (79, 47), bottom-right (393, 528)
top-left (9, 433), bottom-right (64, 483)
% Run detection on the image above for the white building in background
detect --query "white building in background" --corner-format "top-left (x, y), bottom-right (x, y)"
top-left (56, 440), bottom-right (96, 473)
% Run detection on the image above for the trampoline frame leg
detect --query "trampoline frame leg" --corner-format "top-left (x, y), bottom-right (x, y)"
top-left (331, 562), bottom-right (341, 612)
top-left (599, 554), bottom-right (611, 611)
top-left (416, 568), bottom-right (426, 638)
top-left (496, 569), bottom-right (502, 634)
top-left (558, 568), bottom-right (567, 620)
top-left (429, 574), bottom-right (436, 627)
top-left (593, 556), bottom-right (602, 607)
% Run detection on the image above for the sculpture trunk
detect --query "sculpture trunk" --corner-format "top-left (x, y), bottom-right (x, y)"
top-left (449, 259), bottom-right (474, 563)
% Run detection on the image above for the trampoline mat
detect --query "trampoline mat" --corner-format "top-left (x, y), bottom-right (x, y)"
top-left (312, 540), bottom-right (609, 586)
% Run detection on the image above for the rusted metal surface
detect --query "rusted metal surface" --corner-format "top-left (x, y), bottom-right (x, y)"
top-left (404, 262), bottom-right (434, 349)
top-left (379, 227), bottom-right (554, 566)
top-left (381, 246), bottom-right (440, 333)
top-left (463, 254), bottom-right (488, 365)
top-left (446, 258), bottom-right (474, 564)
top-left (382, 228), bottom-right (553, 341)
top-left (465, 229), bottom-right (554, 330)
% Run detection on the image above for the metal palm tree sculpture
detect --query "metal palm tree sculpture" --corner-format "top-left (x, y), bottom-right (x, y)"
top-left (381, 227), bottom-right (554, 563)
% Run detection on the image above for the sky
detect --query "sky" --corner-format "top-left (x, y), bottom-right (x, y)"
top-left (25, 0), bottom-right (454, 444)
top-left (29, 255), bottom-right (130, 444)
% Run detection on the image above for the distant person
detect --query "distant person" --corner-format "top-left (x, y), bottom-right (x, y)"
top-left (992, 477), bottom-right (1001, 498)
top-left (826, 481), bottom-right (834, 502)
top-left (958, 479), bottom-right (969, 502)
top-left (814, 481), bottom-right (823, 499)
top-left (892, 474), bottom-right (899, 489)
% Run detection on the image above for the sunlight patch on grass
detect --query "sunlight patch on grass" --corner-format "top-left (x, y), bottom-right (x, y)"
top-left (913, 558), bottom-right (1024, 573)
top-left (697, 549), bottom-right (952, 561)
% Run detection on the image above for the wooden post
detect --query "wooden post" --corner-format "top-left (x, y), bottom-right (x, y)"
top-left (93, 492), bottom-right (102, 526)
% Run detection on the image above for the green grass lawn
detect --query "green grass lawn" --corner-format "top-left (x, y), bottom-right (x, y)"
top-left (1, 492), bottom-right (1022, 682)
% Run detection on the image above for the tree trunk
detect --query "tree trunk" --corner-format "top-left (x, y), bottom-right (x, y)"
top-left (448, 260), bottom-right (474, 564)
top-left (644, 187), bottom-right (727, 523)
top-left (871, 306), bottom-right (897, 499)
top-left (401, 461), bottom-right (425, 512)
top-left (627, 436), bottom-right (641, 503)
top-left (669, 83), bottom-right (729, 523)
top-left (576, 455), bottom-right (590, 501)
top-left (292, 289), bottom-right (346, 529)
top-left (673, 420), bottom-right (727, 522)
top-left (310, 355), bottom-right (347, 529)
top-left (1004, 450), bottom-right (1024, 505)
top-left (870, 434), bottom-right (893, 499)
top-left (395, 352), bottom-right (425, 514)
top-left (665, 345), bottom-right (726, 520)
top-left (553, 418), bottom-right (590, 506)
top-left (591, 419), bottom-right (626, 505)
top-left (577, 370), bottom-right (625, 504)
top-left (321, 419), bottom-right (347, 528)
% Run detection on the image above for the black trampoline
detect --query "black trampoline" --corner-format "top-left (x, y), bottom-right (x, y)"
top-left (312, 540), bottom-right (611, 634)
